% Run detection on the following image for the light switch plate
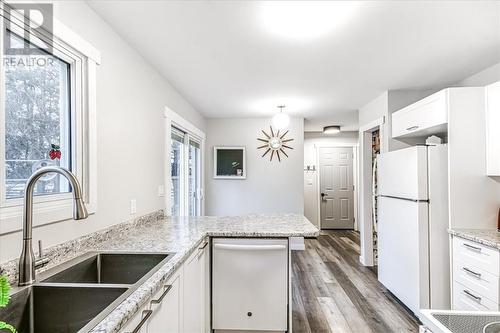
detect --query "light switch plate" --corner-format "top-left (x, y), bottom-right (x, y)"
top-left (130, 199), bottom-right (137, 214)
top-left (158, 185), bottom-right (165, 197)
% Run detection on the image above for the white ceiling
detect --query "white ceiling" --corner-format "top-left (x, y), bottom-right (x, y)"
top-left (87, 0), bottom-right (500, 131)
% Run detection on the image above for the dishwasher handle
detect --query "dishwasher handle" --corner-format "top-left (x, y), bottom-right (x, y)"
top-left (214, 244), bottom-right (286, 251)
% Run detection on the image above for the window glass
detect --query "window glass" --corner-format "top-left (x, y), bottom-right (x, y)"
top-left (189, 140), bottom-right (201, 216)
top-left (4, 31), bottom-right (71, 199)
top-left (171, 128), bottom-right (184, 216)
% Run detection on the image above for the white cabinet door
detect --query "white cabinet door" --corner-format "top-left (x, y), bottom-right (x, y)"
top-left (147, 272), bottom-right (181, 333)
top-left (120, 302), bottom-right (150, 333)
top-left (212, 238), bottom-right (288, 331)
top-left (183, 239), bottom-right (208, 333)
top-left (486, 81), bottom-right (500, 176)
top-left (392, 89), bottom-right (448, 138)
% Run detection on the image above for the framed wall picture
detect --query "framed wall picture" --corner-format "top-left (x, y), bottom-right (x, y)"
top-left (214, 146), bottom-right (246, 179)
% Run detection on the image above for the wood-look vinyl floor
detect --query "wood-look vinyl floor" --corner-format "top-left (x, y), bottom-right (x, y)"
top-left (291, 230), bottom-right (420, 333)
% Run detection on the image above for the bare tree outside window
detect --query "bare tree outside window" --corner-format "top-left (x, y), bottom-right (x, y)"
top-left (4, 31), bottom-right (71, 199)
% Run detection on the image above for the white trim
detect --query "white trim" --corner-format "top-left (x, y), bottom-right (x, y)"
top-left (359, 116), bottom-right (385, 133)
top-left (213, 146), bottom-right (246, 179)
top-left (164, 107), bottom-right (205, 140)
top-left (164, 108), bottom-right (206, 216)
top-left (357, 118), bottom-right (385, 267)
top-left (0, 11), bottom-right (99, 235)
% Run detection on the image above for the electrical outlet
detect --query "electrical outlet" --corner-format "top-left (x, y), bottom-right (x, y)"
top-left (130, 199), bottom-right (137, 215)
top-left (158, 185), bottom-right (165, 197)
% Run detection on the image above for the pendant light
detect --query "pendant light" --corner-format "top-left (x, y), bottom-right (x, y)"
top-left (272, 105), bottom-right (290, 130)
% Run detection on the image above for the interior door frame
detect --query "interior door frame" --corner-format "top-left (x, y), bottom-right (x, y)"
top-left (315, 144), bottom-right (359, 231)
top-left (358, 116), bottom-right (386, 267)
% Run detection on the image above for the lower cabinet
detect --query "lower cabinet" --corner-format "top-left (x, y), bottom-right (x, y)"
top-left (147, 272), bottom-right (182, 332)
top-left (183, 239), bottom-right (209, 333)
top-left (451, 236), bottom-right (500, 311)
top-left (119, 237), bottom-right (209, 333)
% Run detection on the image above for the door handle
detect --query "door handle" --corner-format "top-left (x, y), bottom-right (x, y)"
top-left (214, 244), bottom-right (286, 251)
top-left (150, 285), bottom-right (172, 304)
top-left (125, 309), bottom-right (153, 333)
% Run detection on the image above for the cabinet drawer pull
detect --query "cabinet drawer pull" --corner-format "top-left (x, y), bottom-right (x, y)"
top-left (198, 241), bottom-right (208, 250)
top-left (463, 289), bottom-right (482, 302)
top-left (463, 243), bottom-right (482, 252)
top-left (151, 285), bottom-right (172, 304)
top-left (462, 267), bottom-right (482, 278)
top-left (126, 309), bottom-right (153, 333)
top-left (406, 125), bottom-right (419, 131)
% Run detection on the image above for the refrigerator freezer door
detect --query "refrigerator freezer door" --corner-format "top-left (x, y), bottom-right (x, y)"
top-left (378, 196), bottom-right (430, 316)
top-left (378, 146), bottom-right (428, 201)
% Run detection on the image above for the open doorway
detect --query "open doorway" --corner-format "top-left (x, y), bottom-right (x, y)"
top-left (303, 132), bottom-right (359, 230)
top-left (358, 117), bottom-right (385, 269)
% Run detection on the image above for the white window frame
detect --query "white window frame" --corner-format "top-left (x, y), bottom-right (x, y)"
top-left (164, 107), bottom-right (205, 217)
top-left (0, 4), bottom-right (100, 234)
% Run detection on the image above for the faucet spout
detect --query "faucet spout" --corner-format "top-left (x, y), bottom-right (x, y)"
top-left (18, 166), bottom-right (89, 286)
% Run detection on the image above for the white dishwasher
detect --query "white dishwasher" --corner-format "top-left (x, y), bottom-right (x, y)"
top-left (212, 238), bottom-right (289, 332)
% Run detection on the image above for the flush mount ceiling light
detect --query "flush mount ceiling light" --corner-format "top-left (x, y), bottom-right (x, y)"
top-left (272, 105), bottom-right (290, 130)
top-left (323, 125), bottom-right (341, 135)
top-left (260, 1), bottom-right (359, 40)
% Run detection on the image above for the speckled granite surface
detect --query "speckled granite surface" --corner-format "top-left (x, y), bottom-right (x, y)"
top-left (449, 228), bottom-right (500, 250)
top-left (0, 211), bottom-right (318, 333)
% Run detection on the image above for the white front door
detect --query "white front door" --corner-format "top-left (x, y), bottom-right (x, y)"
top-left (319, 147), bottom-right (354, 229)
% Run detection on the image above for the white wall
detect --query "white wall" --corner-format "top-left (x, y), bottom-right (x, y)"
top-left (205, 118), bottom-right (304, 216)
top-left (455, 62), bottom-right (500, 87)
top-left (0, 1), bottom-right (205, 263)
top-left (303, 132), bottom-right (359, 227)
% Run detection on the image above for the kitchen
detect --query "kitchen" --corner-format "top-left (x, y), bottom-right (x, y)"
top-left (0, 1), bottom-right (499, 333)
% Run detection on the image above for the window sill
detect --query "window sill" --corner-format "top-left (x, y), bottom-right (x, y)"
top-left (0, 197), bottom-right (96, 236)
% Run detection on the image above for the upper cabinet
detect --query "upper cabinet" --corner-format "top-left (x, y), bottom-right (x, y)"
top-left (392, 90), bottom-right (448, 139)
top-left (486, 81), bottom-right (500, 176)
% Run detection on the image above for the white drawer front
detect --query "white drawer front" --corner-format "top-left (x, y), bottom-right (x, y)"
top-left (453, 259), bottom-right (499, 304)
top-left (452, 281), bottom-right (498, 311)
top-left (452, 237), bottom-right (499, 275)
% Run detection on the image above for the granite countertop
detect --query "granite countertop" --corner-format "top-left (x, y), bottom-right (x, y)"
top-left (448, 228), bottom-right (500, 250)
top-left (0, 211), bottom-right (319, 333)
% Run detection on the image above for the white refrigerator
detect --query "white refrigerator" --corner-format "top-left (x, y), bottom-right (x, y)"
top-left (377, 145), bottom-right (450, 317)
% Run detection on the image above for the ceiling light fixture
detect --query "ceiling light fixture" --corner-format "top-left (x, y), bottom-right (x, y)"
top-left (260, 1), bottom-right (360, 40)
top-left (323, 125), bottom-right (341, 135)
top-left (272, 105), bottom-right (290, 130)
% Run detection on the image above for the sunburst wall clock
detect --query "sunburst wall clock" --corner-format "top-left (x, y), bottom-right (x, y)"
top-left (257, 126), bottom-right (294, 162)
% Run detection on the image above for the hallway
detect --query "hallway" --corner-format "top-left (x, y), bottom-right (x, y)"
top-left (292, 231), bottom-right (420, 333)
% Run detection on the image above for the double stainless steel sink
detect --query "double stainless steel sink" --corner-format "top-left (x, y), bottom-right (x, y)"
top-left (0, 252), bottom-right (174, 333)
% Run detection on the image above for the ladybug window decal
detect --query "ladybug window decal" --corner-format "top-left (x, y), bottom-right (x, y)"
top-left (49, 144), bottom-right (61, 160)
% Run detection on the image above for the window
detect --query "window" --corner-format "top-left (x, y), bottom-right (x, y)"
top-left (4, 31), bottom-right (72, 199)
top-left (171, 128), bottom-right (184, 216)
top-left (166, 111), bottom-right (204, 217)
top-left (188, 139), bottom-right (201, 216)
top-left (0, 5), bottom-right (100, 233)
